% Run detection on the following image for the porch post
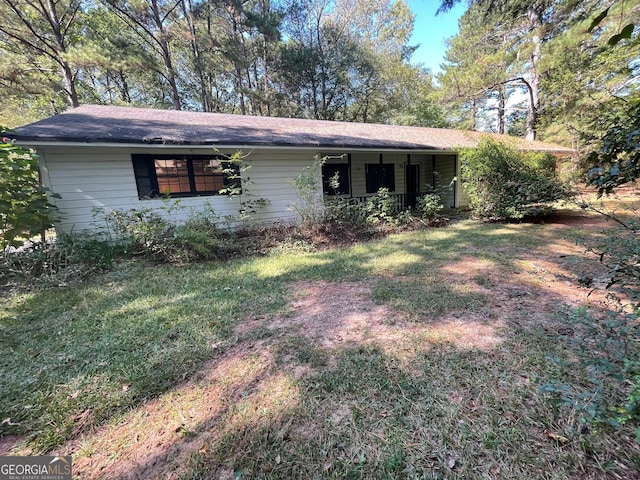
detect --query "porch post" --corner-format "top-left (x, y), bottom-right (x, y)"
top-left (348, 153), bottom-right (353, 198)
top-left (431, 155), bottom-right (437, 190)
top-left (453, 153), bottom-right (458, 208)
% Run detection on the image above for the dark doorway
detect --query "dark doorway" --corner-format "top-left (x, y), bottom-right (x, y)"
top-left (405, 164), bottom-right (420, 209)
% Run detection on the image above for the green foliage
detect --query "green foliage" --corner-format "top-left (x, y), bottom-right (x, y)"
top-left (584, 210), bottom-right (639, 309)
top-left (363, 188), bottom-right (397, 225)
top-left (541, 306), bottom-right (640, 439)
top-left (460, 137), bottom-right (572, 219)
top-left (417, 193), bottom-right (445, 221)
top-left (587, 96), bottom-right (640, 197)
top-left (437, 2), bottom-right (520, 133)
top-left (291, 156), bottom-right (326, 225)
top-left (0, 135), bottom-right (59, 250)
top-left (324, 198), bottom-right (371, 233)
top-left (218, 151), bottom-right (270, 225)
top-left (101, 202), bottom-right (236, 263)
top-left (325, 188), bottom-right (432, 231)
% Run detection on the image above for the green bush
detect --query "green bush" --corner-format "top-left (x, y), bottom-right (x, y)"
top-left (324, 197), bottom-right (370, 233)
top-left (417, 193), bottom-right (445, 222)
top-left (363, 188), bottom-right (397, 225)
top-left (460, 137), bottom-right (572, 219)
top-left (101, 204), bottom-right (230, 262)
top-left (0, 135), bottom-right (59, 250)
top-left (99, 202), bottom-right (260, 263)
top-left (291, 156), bottom-right (325, 225)
top-left (586, 95), bottom-right (640, 196)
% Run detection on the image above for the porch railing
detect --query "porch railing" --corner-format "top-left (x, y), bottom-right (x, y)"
top-left (334, 192), bottom-right (428, 213)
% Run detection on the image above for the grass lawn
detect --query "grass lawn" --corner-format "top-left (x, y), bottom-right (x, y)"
top-left (1, 202), bottom-right (639, 479)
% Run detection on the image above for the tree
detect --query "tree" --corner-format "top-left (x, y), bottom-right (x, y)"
top-left (0, 0), bottom-right (84, 108)
top-left (103, 0), bottom-right (184, 110)
top-left (537, 0), bottom-right (640, 147)
top-left (276, 0), bottom-right (422, 123)
top-left (439, 0), bottom-right (576, 140)
top-left (438, 3), bottom-right (518, 132)
top-left (214, 0), bottom-right (284, 115)
top-left (436, 0), bottom-right (638, 141)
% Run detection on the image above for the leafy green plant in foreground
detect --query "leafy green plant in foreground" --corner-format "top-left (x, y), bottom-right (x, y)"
top-left (541, 305), bottom-right (640, 441)
top-left (586, 95), bottom-right (640, 196)
top-left (0, 134), bottom-right (59, 250)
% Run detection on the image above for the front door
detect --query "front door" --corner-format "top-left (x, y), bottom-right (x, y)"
top-left (405, 164), bottom-right (419, 210)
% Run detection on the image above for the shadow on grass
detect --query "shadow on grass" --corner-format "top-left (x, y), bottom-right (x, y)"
top-left (2, 216), bottom-right (637, 478)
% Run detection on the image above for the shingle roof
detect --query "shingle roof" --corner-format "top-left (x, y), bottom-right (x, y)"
top-left (10, 104), bottom-right (574, 154)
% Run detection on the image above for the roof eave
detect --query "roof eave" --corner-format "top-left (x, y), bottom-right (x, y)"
top-left (15, 139), bottom-right (458, 154)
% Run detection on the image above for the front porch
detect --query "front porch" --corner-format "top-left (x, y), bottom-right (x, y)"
top-left (321, 152), bottom-right (462, 210)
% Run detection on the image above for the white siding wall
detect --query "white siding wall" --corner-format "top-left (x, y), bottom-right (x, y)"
top-left (434, 155), bottom-right (458, 208)
top-left (39, 146), bottom-right (320, 234)
top-left (38, 145), bottom-right (463, 235)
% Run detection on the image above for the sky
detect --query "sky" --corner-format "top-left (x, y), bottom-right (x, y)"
top-left (405, 0), bottom-right (467, 74)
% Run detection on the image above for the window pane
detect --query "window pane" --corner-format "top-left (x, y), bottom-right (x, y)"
top-left (132, 156), bottom-right (154, 198)
top-left (382, 164), bottom-right (395, 191)
top-left (155, 159), bottom-right (190, 194)
top-left (193, 159), bottom-right (225, 192)
top-left (366, 164), bottom-right (380, 193)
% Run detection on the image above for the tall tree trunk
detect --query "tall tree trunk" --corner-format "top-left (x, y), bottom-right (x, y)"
top-left (235, 64), bottom-right (247, 115)
top-left (262, 35), bottom-right (271, 116)
top-left (228, 4), bottom-right (248, 115)
top-left (525, 6), bottom-right (542, 141)
top-left (470, 98), bottom-right (477, 130)
top-left (181, 0), bottom-right (208, 111)
top-left (150, 0), bottom-right (181, 110)
top-left (119, 71), bottom-right (131, 103)
top-left (46, 0), bottom-right (79, 107)
top-left (61, 61), bottom-right (79, 107)
top-left (497, 86), bottom-right (505, 134)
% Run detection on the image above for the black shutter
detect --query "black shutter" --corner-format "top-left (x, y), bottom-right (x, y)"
top-left (131, 155), bottom-right (158, 198)
top-left (365, 164), bottom-right (379, 193)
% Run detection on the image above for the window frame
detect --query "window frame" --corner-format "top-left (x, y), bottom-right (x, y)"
top-left (131, 154), bottom-right (239, 199)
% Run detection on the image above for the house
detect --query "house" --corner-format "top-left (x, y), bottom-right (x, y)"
top-left (10, 105), bottom-right (574, 234)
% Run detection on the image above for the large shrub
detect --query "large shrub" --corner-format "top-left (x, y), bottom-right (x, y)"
top-left (0, 135), bottom-right (58, 249)
top-left (460, 137), bottom-right (572, 219)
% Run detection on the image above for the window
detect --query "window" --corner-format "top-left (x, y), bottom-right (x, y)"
top-left (365, 164), bottom-right (395, 193)
top-left (132, 155), bottom-right (238, 199)
top-left (322, 164), bottom-right (350, 195)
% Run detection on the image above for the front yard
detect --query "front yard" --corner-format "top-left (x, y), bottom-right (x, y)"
top-left (1, 200), bottom-right (639, 479)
